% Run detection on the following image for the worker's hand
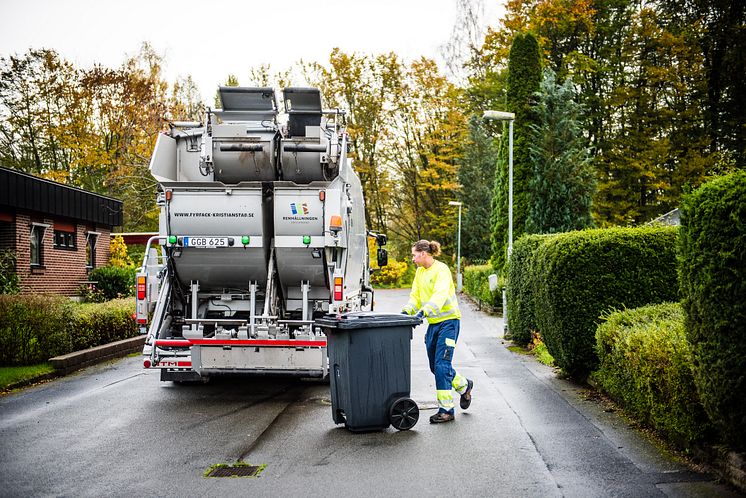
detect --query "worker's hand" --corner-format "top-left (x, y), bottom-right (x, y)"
top-left (415, 310), bottom-right (425, 319)
top-left (400, 311), bottom-right (409, 315)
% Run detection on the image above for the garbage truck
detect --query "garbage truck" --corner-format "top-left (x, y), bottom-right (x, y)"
top-left (136, 86), bottom-right (388, 381)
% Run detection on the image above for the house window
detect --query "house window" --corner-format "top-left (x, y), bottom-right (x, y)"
top-left (86, 232), bottom-right (100, 269)
top-left (54, 230), bottom-right (76, 249)
top-left (30, 223), bottom-right (49, 267)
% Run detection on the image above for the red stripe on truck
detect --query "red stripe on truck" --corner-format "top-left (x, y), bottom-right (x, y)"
top-left (154, 339), bottom-right (327, 348)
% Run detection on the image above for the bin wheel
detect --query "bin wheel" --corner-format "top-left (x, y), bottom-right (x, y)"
top-left (389, 397), bottom-right (419, 431)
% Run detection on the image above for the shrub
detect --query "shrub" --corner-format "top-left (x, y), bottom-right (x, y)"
top-left (0, 249), bottom-right (20, 294)
top-left (70, 298), bottom-right (138, 350)
top-left (87, 265), bottom-right (136, 301)
top-left (594, 303), bottom-right (712, 448)
top-left (506, 234), bottom-right (555, 346)
top-left (534, 226), bottom-right (679, 379)
top-left (463, 264), bottom-right (503, 313)
top-left (679, 170), bottom-right (746, 450)
top-left (0, 295), bottom-right (136, 366)
top-left (370, 259), bottom-right (409, 288)
top-left (0, 295), bottom-right (73, 365)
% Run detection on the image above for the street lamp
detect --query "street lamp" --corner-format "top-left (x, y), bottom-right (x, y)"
top-left (448, 200), bottom-right (462, 292)
top-left (483, 110), bottom-right (515, 334)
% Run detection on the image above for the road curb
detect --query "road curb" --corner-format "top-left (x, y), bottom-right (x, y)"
top-left (49, 335), bottom-right (146, 375)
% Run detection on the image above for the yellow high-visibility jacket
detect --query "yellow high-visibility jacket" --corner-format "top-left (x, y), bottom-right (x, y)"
top-left (402, 260), bottom-right (461, 324)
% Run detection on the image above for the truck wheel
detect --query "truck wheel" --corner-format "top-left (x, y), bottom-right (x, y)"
top-left (389, 397), bottom-right (419, 431)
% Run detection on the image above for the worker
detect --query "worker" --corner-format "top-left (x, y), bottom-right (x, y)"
top-left (402, 239), bottom-right (473, 423)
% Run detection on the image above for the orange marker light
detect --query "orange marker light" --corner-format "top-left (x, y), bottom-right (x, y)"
top-left (165, 190), bottom-right (172, 201)
top-left (319, 191), bottom-right (325, 201)
top-left (330, 215), bottom-right (342, 233)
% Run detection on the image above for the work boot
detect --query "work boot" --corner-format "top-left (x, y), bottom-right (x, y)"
top-left (460, 379), bottom-right (474, 410)
top-left (429, 411), bottom-right (455, 424)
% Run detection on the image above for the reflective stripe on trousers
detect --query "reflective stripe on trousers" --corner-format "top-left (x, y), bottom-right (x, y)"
top-left (425, 319), bottom-right (467, 413)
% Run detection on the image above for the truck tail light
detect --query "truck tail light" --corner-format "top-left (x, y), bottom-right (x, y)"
top-left (334, 277), bottom-right (343, 301)
top-left (137, 275), bottom-right (147, 300)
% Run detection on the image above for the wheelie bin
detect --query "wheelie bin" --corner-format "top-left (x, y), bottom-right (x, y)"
top-left (316, 312), bottom-right (422, 432)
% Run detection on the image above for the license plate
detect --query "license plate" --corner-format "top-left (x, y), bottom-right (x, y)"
top-left (184, 237), bottom-right (229, 248)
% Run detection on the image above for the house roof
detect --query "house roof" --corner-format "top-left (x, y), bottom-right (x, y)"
top-left (0, 166), bottom-right (123, 228)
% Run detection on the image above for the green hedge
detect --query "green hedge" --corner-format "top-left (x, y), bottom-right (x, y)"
top-left (0, 295), bottom-right (137, 366)
top-left (594, 303), bottom-right (712, 447)
top-left (679, 170), bottom-right (746, 451)
top-left (506, 234), bottom-right (554, 346)
top-left (533, 226), bottom-right (679, 379)
top-left (463, 264), bottom-right (503, 313)
top-left (1, 249), bottom-right (20, 294)
top-left (87, 265), bottom-right (136, 301)
top-left (0, 295), bottom-right (73, 365)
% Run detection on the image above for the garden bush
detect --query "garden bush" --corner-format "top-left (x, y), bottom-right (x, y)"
top-left (679, 170), bottom-right (746, 450)
top-left (70, 298), bottom-right (139, 351)
top-left (0, 249), bottom-right (20, 294)
top-left (506, 234), bottom-right (554, 346)
top-left (87, 265), bottom-right (136, 301)
top-left (0, 295), bottom-right (136, 366)
top-left (370, 258), bottom-right (409, 288)
top-left (533, 226), bottom-right (679, 379)
top-left (463, 264), bottom-right (503, 313)
top-left (594, 302), bottom-right (712, 448)
top-left (0, 295), bottom-right (72, 365)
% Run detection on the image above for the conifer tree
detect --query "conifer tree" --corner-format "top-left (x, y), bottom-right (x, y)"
top-left (490, 32), bottom-right (541, 271)
top-left (458, 116), bottom-right (498, 262)
top-left (526, 69), bottom-right (595, 234)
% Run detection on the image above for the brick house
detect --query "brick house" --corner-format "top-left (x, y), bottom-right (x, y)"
top-left (0, 167), bottom-right (123, 296)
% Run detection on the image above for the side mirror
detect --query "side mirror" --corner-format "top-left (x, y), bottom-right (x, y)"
top-left (376, 233), bottom-right (387, 246)
top-left (377, 248), bottom-right (388, 267)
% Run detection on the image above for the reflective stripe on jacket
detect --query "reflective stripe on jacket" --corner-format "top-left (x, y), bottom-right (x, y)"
top-left (405, 260), bottom-right (461, 324)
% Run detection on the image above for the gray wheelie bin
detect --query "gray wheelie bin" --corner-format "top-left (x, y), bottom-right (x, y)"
top-left (316, 312), bottom-right (422, 432)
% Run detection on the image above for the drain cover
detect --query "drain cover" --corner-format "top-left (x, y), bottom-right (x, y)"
top-left (204, 463), bottom-right (265, 478)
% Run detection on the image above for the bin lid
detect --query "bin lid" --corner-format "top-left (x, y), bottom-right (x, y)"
top-left (316, 312), bottom-right (422, 330)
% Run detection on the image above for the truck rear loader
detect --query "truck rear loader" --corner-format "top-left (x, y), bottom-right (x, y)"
top-left (136, 86), bottom-right (387, 381)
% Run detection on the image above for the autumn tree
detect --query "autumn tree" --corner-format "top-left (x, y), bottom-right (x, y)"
top-left (305, 49), bottom-right (400, 233)
top-left (386, 58), bottom-right (467, 258)
top-left (0, 44), bottom-right (204, 231)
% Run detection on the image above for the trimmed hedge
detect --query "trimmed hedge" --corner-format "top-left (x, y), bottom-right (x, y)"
top-left (679, 170), bottom-right (746, 451)
top-left (506, 234), bottom-right (555, 346)
top-left (463, 264), bottom-right (503, 313)
top-left (0, 295), bottom-right (73, 365)
top-left (533, 226), bottom-right (679, 379)
top-left (0, 295), bottom-right (137, 366)
top-left (594, 303), bottom-right (712, 448)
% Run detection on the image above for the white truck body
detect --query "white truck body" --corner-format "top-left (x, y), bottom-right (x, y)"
top-left (137, 87), bottom-right (384, 381)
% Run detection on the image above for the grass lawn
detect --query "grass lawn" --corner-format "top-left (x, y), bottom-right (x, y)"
top-left (0, 363), bottom-right (55, 390)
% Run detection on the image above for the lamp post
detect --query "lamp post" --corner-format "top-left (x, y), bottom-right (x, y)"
top-left (483, 110), bottom-right (515, 333)
top-left (448, 200), bottom-right (462, 292)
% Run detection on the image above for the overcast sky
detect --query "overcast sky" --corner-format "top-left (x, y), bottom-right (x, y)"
top-left (0, 0), bottom-right (503, 100)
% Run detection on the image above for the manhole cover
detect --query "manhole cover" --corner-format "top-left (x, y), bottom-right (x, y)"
top-left (204, 463), bottom-right (265, 478)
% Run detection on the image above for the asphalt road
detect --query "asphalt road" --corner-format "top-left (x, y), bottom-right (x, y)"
top-left (0, 289), bottom-right (740, 497)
